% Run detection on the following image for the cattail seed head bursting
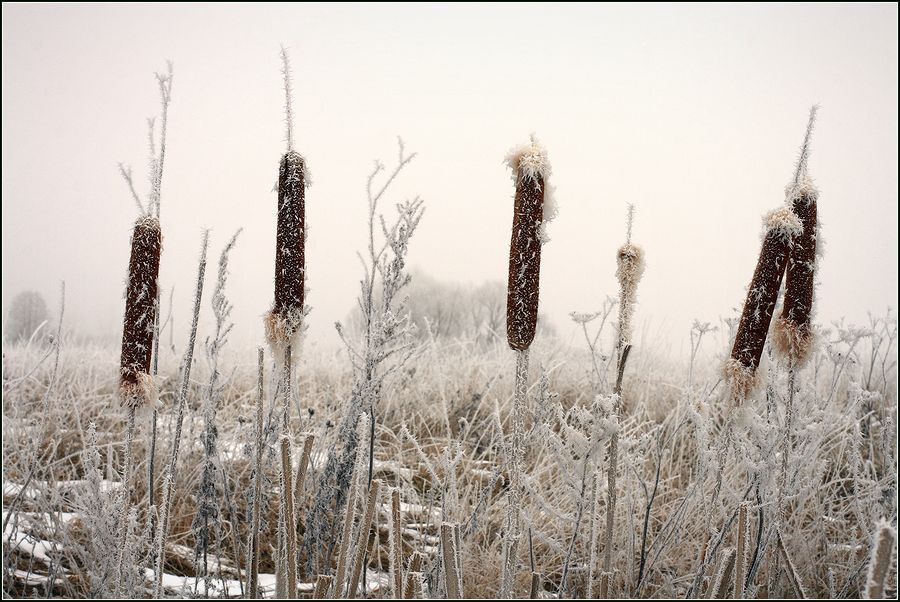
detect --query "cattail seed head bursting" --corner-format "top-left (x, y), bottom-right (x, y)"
top-left (615, 242), bottom-right (645, 349)
top-left (773, 175), bottom-right (819, 364)
top-left (266, 150), bottom-right (308, 348)
top-left (726, 207), bottom-right (801, 399)
top-left (119, 215), bottom-right (162, 409)
top-left (505, 135), bottom-right (555, 351)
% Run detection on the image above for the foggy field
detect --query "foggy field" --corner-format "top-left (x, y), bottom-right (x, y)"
top-left (2, 3), bottom-right (898, 600)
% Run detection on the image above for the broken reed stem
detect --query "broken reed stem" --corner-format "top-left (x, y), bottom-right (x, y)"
top-left (865, 520), bottom-right (896, 599)
top-left (154, 230), bottom-right (209, 599)
top-left (442, 522), bottom-right (463, 598)
top-left (293, 432), bottom-right (315, 511)
top-left (735, 502), bottom-right (749, 598)
top-left (403, 552), bottom-right (425, 599)
top-left (710, 548), bottom-right (737, 599)
top-left (334, 467), bottom-right (362, 597)
top-left (348, 479), bottom-right (382, 598)
top-left (314, 574), bottom-right (335, 598)
top-left (776, 531), bottom-right (807, 599)
top-left (408, 572), bottom-right (425, 598)
top-left (119, 215), bottom-right (162, 409)
top-left (280, 436), bottom-right (298, 598)
top-left (390, 488), bottom-right (404, 598)
top-left (529, 572), bottom-right (541, 599)
top-left (726, 208), bottom-right (801, 400)
top-left (248, 349), bottom-right (265, 599)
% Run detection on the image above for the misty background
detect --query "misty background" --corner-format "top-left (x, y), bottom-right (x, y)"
top-left (2, 3), bottom-right (897, 358)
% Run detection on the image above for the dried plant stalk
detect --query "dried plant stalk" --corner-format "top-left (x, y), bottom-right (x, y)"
top-left (390, 488), bottom-right (404, 598)
top-left (725, 208), bottom-right (801, 399)
top-left (348, 479), bottom-right (382, 598)
top-left (408, 572), bottom-right (425, 599)
top-left (529, 571), bottom-right (541, 599)
top-left (776, 531), bottom-right (808, 599)
top-left (403, 552), bottom-right (425, 599)
top-left (442, 522), bottom-right (463, 598)
top-left (864, 520), bottom-right (896, 599)
top-left (248, 348), bottom-right (265, 599)
top-left (709, 548), bottom-right (736, 599)
top-left (314, 574), bottom-right (335, 598)
top-left (119, 215), bottom-right (162, 408)
top-left (735, 502), bottom-right (749, 598)
top-left (280, 436), bottom-right (297, 597)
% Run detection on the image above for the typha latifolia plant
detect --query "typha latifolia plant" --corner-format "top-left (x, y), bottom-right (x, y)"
top-left (114, 63), bottom-right (173, 596)
top-left (500, 134), bottom-right (556, 598)
top-left (600, 205), bottom-right (645, 597)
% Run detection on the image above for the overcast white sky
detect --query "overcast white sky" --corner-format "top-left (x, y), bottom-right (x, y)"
top-left (2, 3), bottom-right (897, 357)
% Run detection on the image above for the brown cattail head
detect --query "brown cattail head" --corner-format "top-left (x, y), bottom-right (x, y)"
top-left (505, 136), bottom-right (555, 351)
top-left (119, 215), bottom-right (162, 409)
top-left (773, 176), bottom-right (819, 365)
top-left (726, 207), bottom-right (802, 400)
top-left (266, 150), bottom-right (308, 348)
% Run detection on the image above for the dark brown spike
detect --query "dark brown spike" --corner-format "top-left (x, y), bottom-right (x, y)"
top-left (506, 171), bottom-right (544, 351)
top-left (774, 185), bottom-right (818, 364)
top-left (727, 208), bottom-right (800, 399)
top-left (267, 151), bottom-right (306, 347)
top-left (119, 215), bottom-right (162, 408)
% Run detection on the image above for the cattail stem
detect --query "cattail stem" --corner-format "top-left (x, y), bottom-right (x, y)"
top-left (403, 552), bottom-right (425, 599)
top-left (710, 548), bottom-right (737, 599)
top-left (114, 407), bottom-right (137, 595)
top-left (314, 574), bottom-right (334, 598)
top-left (247, 349), bottom-right (265, 599)
top-left (153, 231), bottom-right (209, 598)
top-left (280, 436), bottom-right (297, 597)
top-left (500, 349), bottom-right (529, 598)
top-left (865, 521), bottom-right (896, 599)
top-left (348, 479), bottom-right (382, 598)
top-left (441, 522), bottom-right (463, 598)
top-left (390, 488), bottom-right (404, 598)
top-left (777, 366), bottom-right (796, 527)
top-left (735, 502), bottom-right (749, 598)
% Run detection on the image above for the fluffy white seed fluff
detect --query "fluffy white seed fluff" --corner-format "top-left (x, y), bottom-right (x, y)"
top-left (615, 242), bottom-right (646, 348)
top-left (785, 173), bottom-right (819, 206)
top-left (764, 207), bottom-right (803, 241)
top-left (506, 134), bottom-right (557, 245)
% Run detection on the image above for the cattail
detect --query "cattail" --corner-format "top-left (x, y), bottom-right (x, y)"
top-left (725, 207), bottom-right (802, 399)
top-left (773, 175), bottom-right (819, 365)
top-left (265, 49), bottom-right (309, 349)
top-left (864, 520), bottom-right (896, 599)
top-left (119, 215), bottom-right (162, 408)
top-left (505, 135), bottom-right (556, 351)
top-left (615, 205), bottom-right (645, 354)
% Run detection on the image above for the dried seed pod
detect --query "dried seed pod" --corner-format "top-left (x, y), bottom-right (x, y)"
top-left (505, 136), bottom-right (555, 351)
top-left (773, 177), bottom-right (819, 364)
top-left (266, 150), bottom-right (308, 348)
top-left (119, 215), bottom-right (162, 408)
top-left (726, 207), bottom-right (802, 399)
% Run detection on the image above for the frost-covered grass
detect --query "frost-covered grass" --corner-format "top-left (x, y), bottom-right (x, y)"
top-left (1, 314), bottom-right (896, 598)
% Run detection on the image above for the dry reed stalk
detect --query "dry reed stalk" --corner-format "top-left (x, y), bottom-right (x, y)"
top-left (599, 572), bottom-right (611, 597)
top-left (725, 207), bottom-right (802, 400)
top-left (119, 215), bottom-right (162, 409)
top-left (864, 520), bottom-right (896, 599)
top-left (314, 574), bottom-right (335, 598)
top-left (529, 572), bottom-right (541, 599)
top-left (348, 479), bottom-right (382, 598)
top-left (294, 434), bottom-right (315, 508)
top-left (390, 487), bottom-right (404, 598)
top-left (734, 501), bottom-right (750, 598)
top-left (709, 548), bottom-right (737, 599)
top-left (776, 530), bottom-right (807, 598)
top-left (441, 522), bottom-right (463, 598)
top-left (153, 230), bottom-right (209, 598)
top-left (403, 552), bottom-right (425, 599)
top-left (408, 572), bottom-right (425, 598)
top-left (248, 349), bottom-right (265, 599)
top-left (586, 472), bottom-right (599, 599)
top-left (334, 415), bottom-right (369, 598)
top-left (280, 436), bottom-right (298, 597)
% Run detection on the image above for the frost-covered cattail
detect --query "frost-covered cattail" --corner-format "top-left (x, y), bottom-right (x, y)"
top-left (773, 175), bottom-right (819, 364)
top-left (725, 207), bottom-right (802, 399)
top-left (615, 205), bottom-right (645, 352)
top-left (505, 135), bottom-right (556, 351)
top-left (266, 49), bottom-right (309, 349)
top-left (119, 214), bottom-right (162, 408)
